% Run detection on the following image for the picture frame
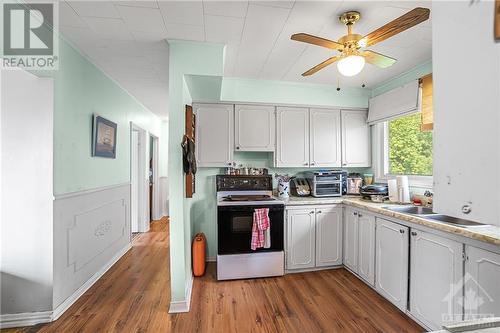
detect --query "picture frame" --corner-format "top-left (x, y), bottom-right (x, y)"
top-left (92, 115), bottom-right (117, 158)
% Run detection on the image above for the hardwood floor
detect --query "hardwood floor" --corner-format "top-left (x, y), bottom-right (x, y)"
top-left (4, 217), bottom-right (423, 333)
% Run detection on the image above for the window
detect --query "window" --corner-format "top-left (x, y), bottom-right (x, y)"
top-left (388, 113), bottom-right (433, 176)
top-left (373, 112), bottom-right (433, 187)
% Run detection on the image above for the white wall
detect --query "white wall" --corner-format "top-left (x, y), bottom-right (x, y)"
top-left (1, 70), bottom-right (54, 315)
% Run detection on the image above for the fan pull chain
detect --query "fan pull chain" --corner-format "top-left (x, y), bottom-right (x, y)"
top-left (336, 77), bottom-right (341, 91)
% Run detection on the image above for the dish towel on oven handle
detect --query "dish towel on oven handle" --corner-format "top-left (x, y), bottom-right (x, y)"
top-left (251, 208), bottom-right (270, 250)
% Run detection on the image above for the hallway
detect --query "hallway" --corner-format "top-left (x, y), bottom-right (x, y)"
top-left (8, 218), bottom-right (171, 332)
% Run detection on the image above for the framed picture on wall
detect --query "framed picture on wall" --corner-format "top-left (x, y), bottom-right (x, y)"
top-left (92, 115), bottom-right (117, 158)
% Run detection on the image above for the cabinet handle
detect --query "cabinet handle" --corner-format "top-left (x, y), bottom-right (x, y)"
top-left (310, 162), bottom-right (315, 166)
top-left (462, 204), bottom-right (471, 214)
top-left (236, 146), bottom-right (240, 150)
top-left (309, 211), bottom-right (315, 215)
top-left (411, 231), bottom-right (417, 236)
top-left (304, 162), bottom-right (309, 166)
top-left (399, 229), bottom-right (405, 234)
top-left (317, 210), bottom-right (322, 214)
top-left (227, 162), bottom-right (232, 166)
top-left (353, 212), bottom-right (358, 216)
top-left (358, 213), bottom-right (362, 217)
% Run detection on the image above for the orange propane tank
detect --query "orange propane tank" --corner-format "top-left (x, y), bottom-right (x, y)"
top-left (192, 233), bottom-right (206, 277)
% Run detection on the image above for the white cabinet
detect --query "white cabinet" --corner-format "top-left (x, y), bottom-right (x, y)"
top-left (194, 103), bottom-right (234, 167)
top-left (286, 208), bottom-right (315, 270)
top-left (286, 206), bottom-right (342, 270)
top-left (276, 107), bottom-right (309, 167)
top-left (315, 206), bottom-right (343, 267)
top-left (432, 1), bottom-right (500, 225)
top-left (409, 229), bottom-right (463, 330)
top-left (465, 246), bottom-right (500, 318)
top-left (376, 218), bottom-right (409, 311)
top-left (358, 212), bottom-right (375, 286)
top-left (234, 105), bottom-right (275, 151)
top-left (309, 109), bottom-right (342, 168)
top-left (343, 207), bottom-right (358, 272)
top-left (341, 110), bottom-right (371, 167)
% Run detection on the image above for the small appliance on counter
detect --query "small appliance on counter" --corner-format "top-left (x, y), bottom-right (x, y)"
top-left (306, 170), bottom-right (344, 197)
top-left (360, 184), bottom-right (389, 201)
top-left (290, 178), bottom-right (311, 196)
top-left (346, 173), bottom-right (363, 195)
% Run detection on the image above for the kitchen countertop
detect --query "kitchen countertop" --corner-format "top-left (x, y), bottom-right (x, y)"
top-left (281, 195), bottom-right (500, 246)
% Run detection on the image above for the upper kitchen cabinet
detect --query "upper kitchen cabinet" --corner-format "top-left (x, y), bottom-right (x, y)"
top-left (276, 107), bottom-right (310, 167)
top-left (310, 109), bottom-right (342, 167)
top-left (432, 1), bottom-right (500, 225)
top-left (194, 103), bottom-right (234, 167)
top-left (341, 110), bottom-right (371, 167)
top-left (235, 105), bottom-right (275, 152)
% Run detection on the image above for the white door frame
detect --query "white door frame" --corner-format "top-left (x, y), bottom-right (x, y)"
top-left (130, 122), bottom-right (149, 233)
top-left (150, 134), bottom-right (161, 220)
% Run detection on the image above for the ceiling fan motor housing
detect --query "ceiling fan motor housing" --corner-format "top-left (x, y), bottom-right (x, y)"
top-left (339, 11), bottom-right (361, 26)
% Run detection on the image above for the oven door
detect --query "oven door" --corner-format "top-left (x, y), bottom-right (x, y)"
top-left (217, 204), bottom-right (284, 255)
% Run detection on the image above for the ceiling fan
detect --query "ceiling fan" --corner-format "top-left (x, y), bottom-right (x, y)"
top-left (291, 7), bottom-right (430, 77)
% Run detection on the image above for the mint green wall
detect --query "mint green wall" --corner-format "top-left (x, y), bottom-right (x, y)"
top-left (167, 40), bottom-right (225, 302)
top-left (220, 77), bottom-right (371, 108)
top-left (51, 38), bottom-right (162, 195)
top-left (371, 60), bottom-right (432, 97)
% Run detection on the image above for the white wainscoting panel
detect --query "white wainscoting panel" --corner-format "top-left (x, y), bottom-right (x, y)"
top-left (53, 184), bottom-right (131, 309)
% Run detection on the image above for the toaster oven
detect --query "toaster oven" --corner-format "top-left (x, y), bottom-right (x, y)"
top-left (306, 171), bottom-right (344, 197)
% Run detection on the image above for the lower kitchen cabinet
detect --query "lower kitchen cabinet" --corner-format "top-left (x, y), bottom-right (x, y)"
top-left (357, 212), bottom-right (375, 286)
top-left (465, 245), bottom-right (500, 318)
top-left (409, 229), bottom-right (463, 330)
top-left (376, 218), bottom-right (409, 311)
top-left (286, 208), bottom-right (316, 270)
top-left (286, 206), bottom-right (342, 270)
top-left (343, 207), bottom-right (358, 272)
top-left (315, 207), bottom-right (343, 267)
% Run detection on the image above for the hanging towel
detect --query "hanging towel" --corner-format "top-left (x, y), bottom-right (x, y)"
top-left (251, 208), bottom-right (270, 250)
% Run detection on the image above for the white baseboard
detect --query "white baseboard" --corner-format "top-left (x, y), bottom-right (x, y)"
top-left (52, 243), bottom-right (132, 321)
top-left (169, 275), bottom-right (194, 313)
top-left (206, 256), bottom-right (216, 262)
top-left (0, 311), bottom-right (52, 329)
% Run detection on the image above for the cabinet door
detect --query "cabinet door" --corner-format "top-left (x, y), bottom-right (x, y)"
top-left (315, 206), bottom-right (343, 267)
top-left (309, 109), bottom-right (341, 167)
top-left (276, 107), bottom-right (309, 167)
top-left (409, 230), bottom-right (463, 330)
top-left (376, 218), bottom-right (408, 311)
top-left (343, 207), bottom-right (359, 273)
top-left (465, 246), bottom-right (500, 318)
top-left (194, 103), bottom-right (234, 167)
top-left (358, 212), bottom-right (375, 286)
top-left (235, 105), bottom-right (275, 151)
top-left (341, 110), bottom-right (371, 167)
top-left (286, 209), bottom-right (315, 270)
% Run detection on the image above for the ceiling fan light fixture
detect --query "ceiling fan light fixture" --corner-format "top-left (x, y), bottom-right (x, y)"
top-left (337, 55), bottom-right (365, 77)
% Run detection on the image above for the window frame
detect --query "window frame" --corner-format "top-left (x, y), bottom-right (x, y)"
top-left (372, 120), bottom-right (433, 189)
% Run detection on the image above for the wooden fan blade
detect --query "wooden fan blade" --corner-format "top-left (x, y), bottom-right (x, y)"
top-left (360, 7), bottom-right (430, 47)
top-left (362, 50), bottom-right (397, 68)
top-left (291, 33), bottom-right (343, 51)
top-left (302, 56), bottom-right (340, 76)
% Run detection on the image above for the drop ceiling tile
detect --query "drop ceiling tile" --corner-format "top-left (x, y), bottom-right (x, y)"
top-left (112, 1), bottom-right (159, 8)
top-left (158, 1), bottom-right (204, 26)
top-left (165, 23), bottom-right (205, 42)
top-left (115, 6), bottom-right (166, 33)
top-left (203, 1), bottom-right (248, 18)
top-left (131, 30), bottom-right (169, 42)
top-left (233, 4), bottom-right (291, 78)
top-left (68, 1), bottom-right (120, 18)
top-left (83, 17), bottom-right (134, 40)
top-left (60, 26), bottom-right (107, 48)
top-left (204, 15), bottom-right (244, 43)
top-left (253, 1), bottom-right (295, 9)
top-left (59, 1), bottom-right (88, 28)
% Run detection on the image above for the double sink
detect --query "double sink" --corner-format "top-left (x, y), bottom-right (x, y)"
top-left (383, 206), bottom-right (489, 228)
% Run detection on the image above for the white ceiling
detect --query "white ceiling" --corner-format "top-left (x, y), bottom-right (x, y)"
top-left (59, 0), bottom-right (432, 119)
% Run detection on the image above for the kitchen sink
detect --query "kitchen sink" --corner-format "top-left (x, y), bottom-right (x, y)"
top-left (383, 206), bottom-right (435, 215)
top-left (424, 215), bottom-right (489, 227)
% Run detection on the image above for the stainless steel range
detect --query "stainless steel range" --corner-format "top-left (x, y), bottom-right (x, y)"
top-left (216, 175), bottom-right (285, 280)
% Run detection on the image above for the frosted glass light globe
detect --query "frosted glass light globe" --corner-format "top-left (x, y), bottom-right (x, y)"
top-left (337, 55), bottom-right (366, 77)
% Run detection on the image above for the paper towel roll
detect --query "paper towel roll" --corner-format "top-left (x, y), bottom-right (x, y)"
top-left (396, 175), bottom-right (410, 203)
top-left (388, 179), bottom-right (398, 202)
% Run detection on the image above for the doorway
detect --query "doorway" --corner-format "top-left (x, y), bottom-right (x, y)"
top-left (130, 124), bottom-right (148, 239)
